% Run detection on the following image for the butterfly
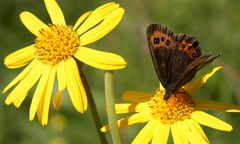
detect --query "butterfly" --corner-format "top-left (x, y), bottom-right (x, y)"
top-left (146, 24), bottom-right (220, 100)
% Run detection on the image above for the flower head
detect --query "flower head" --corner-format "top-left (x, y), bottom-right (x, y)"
top-left (101, 67), bottom-right (240, 144)
top-left (3, 0), bottom-right (126, 125)
top-left (149, 89), bottom-right (195, 125)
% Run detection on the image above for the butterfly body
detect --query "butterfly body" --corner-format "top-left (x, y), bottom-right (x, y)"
top-left (147, 24), bottom-right (220, 100)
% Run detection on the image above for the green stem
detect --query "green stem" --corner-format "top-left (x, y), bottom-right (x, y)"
top-left (80, 70), bottom-right (108, 144)
top-left (105, 71), bottom-right (122, 144)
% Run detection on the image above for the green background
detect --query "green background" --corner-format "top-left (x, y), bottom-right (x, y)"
top-left (0, 0), bottom-right (240, 143)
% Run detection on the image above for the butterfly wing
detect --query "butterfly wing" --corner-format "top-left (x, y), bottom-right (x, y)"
top-left (165, 33), bottom-right (203, 92)
top-left (172, 54), bottom-right (220, 92)
top-left (167, 33), bottom-right (203, 88)
top-left (147, 24), bottom-right (219, 100)
top-left (146, 24), bottom-right (201, 89)
top-left (146, 24), bottom-right (176, 87)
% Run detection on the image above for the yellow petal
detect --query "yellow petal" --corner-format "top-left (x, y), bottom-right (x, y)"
top-left (12, 92), bottom-right (28, 108)
top-left (5, 61), bottom-right (45, 105)
top-left (29, 65), bottom-right (51, 121)
top-left (70, 59), bottom-right (88, 111)
top-left (76, 2), bottom-right (119, 35)
top-left (121, 91), bottom-right (152, 103)
top-left (186, 119), bottom-right (209, 143)
top-left (73, 11), bottom-right (92, 30)
top-left (20, 11), bottom-right (48, 36)
top-left (65, 58), bottom-right (87, 112)
top-left (4, 45), bottom-right (35, 69)
top-left (171, 122), bottom-right (188, 144)
top-left (74, 47), bottom-right (126, 70)
top-left (115, 103), bottom-right (149, 114)
top-left (188, 131), bottom-right (209, 144)
top-left (37, 88), bottom-right (45, 124)
top-left (80, 8), bottom-right (124, 45)
top-left (132, 120), bottom-right (158, 144)
top-left (101, 110), bottom-right (150, 132)
top-left (41, 65), bottom-right (56, 125)
top-left (191, 111), bottom-right (232, 131)
top-left (184, 67), bottom-right (222, 95)
top-left (176, 121), bottom-right (189, 144)
top-left (13, 62), bottom-right (45, 107)
top-left (53, 61), bottom-right (67, 110)
top-left (159, 82), bottom-right (165, 93)
top-left (151, 122), bottom-right (170, 144)
top-left (44, 0), bottom-right (66, 25)
top-left (3, 59), bottom-right (37, 93)
top-left (53, 92), bottom-right (62, 110)
top-left (195, 100), bottom-right (240, 112)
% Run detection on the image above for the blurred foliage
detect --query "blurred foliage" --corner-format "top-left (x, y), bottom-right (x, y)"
top-left (0, 0), bottom-right (240, 144)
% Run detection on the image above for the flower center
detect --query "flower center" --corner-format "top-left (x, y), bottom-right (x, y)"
top-left (34, 24), bottom-right (80, 65)
top-left (149, 89), bottom-right (194, 124)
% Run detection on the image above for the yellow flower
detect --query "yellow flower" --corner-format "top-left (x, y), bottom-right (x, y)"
top-left (101, 67), bottom-right (240, 144)
top-left (3, 0), bottom-right (126, 125)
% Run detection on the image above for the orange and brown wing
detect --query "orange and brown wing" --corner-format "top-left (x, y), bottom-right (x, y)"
top-left (146, 24), bottom-right (176, 87)
top-left (146, 24), bottom-right (202, 89)
top-left (147, 24), bottom-right (220, 100)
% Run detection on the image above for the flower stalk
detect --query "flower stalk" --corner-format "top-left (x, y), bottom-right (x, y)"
top-left (79, 69), bottom-right (108, 144)
top-left (105, 71), bottom-right (122, 144)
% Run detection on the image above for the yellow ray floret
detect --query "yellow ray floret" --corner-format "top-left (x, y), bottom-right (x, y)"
top-left (102, 67), bottom-right (240, 143)
top-left (3, 0), bottom-right (126, 125)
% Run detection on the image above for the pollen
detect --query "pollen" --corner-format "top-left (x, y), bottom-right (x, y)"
top-left (149, 89), bottom-right (194, 124)
top-left (34, 24), bottom-right (80, 65)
